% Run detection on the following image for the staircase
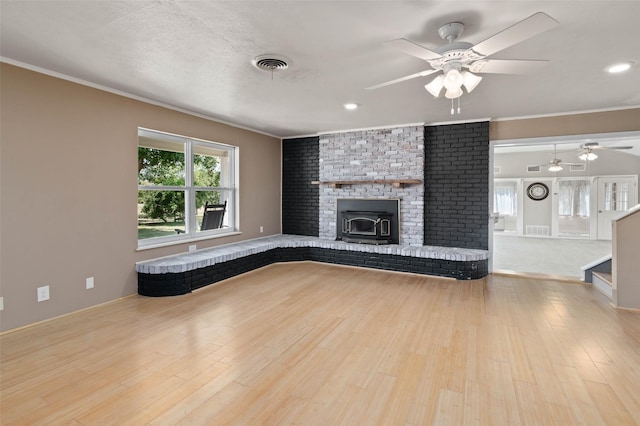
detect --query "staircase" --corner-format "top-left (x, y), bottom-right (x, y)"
top-left (582, 255), bottom-right (613, 300)
top-left (592, 271), bottom-right (613, 298)
top-left (582, 203), bottom-right (640, 308)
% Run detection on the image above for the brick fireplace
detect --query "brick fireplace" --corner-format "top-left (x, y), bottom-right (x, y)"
top-left (282, 121), bottom-right (489, 252)
top-left (318, 125), bottom-right (424, 246)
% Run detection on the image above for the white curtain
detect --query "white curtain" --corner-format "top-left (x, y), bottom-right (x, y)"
top-left (494, 184), bottom-right (517, 215)
top-left (559, 180), bottom-right (589, 217)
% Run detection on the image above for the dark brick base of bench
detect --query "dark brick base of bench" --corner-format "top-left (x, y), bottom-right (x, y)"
top-left (138, 247), bottom-right (488, 297)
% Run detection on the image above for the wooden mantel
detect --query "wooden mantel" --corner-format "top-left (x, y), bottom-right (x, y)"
top-left (310, 179), bottom-right (422, 189)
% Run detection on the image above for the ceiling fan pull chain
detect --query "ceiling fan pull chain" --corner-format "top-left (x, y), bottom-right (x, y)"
top-left (451, 97), bottom-right (461, 115)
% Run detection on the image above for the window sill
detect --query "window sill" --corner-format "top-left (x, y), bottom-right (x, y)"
top-left (136, 230), bottom-right (242, 251)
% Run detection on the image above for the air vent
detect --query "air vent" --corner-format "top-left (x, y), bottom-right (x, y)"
top-left (570, 164), bottom-right (586, 172)
top-left (526, 225), bottom-right (549, 236)
top-left (527, 165), bottom-right (541, 172)
top-left (252, 54), bottom-right (290, 72)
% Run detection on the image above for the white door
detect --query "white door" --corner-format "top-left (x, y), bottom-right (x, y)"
top-left (597, 177), bottom-right (637, 240)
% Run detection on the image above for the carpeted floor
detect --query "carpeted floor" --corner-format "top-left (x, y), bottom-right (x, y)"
top-left (492, 233), bottom-right (612, 278)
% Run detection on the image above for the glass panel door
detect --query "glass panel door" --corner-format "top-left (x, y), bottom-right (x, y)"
top-left (597, 177), bottom-right (637, 240)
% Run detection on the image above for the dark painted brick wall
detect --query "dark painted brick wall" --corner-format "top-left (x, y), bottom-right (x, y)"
top-left (282, 136), bottom-right (320, 236)
top-left (424, 122), bottom-right (489, 250)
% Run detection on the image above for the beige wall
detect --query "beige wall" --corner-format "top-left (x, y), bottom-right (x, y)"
top-left (490, 108), bottom-right (640, 140)
top-left (0, 64), bottom-right (281, 332)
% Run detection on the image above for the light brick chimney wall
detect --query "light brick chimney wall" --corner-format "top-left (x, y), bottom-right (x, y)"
top-left (318, 125), bottom-right (424, 246)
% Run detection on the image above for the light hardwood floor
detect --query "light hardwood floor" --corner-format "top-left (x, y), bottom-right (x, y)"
top-left (2, 262), bottom-right (640, 425)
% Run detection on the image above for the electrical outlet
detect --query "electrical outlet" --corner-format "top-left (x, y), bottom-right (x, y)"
top-left (37, 286), bottom-right (50, 302)
top-left (260, 226), bottom-right (264, 233)
top-left (189, 244), bottom-right (197, 252)
top-left (0, 297), bottom-right (4, 311)
top-left (86, 277), bottom-right (94, 289)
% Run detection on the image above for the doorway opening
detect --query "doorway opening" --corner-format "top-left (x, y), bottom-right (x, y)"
top-left (490, 132), bottom-right (639, 279)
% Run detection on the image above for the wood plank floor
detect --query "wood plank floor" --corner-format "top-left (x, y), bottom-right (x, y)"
top-left (2, 262), bottom-right (640, 425)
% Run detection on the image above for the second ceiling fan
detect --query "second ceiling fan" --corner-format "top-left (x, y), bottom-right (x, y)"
top-left (367, 12), bottom-right (559, 100)
top-left (578, 142), bottom-right (634, 161)
top-left (541, 145), bottom-right (583, 172)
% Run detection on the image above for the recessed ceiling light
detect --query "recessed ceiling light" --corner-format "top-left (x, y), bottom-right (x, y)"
top-left (606, 62), bottom-right (632, 74)
top-left (344, 103), bottom-right (358, 110)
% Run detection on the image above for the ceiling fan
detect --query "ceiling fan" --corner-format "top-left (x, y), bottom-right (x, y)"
top-left (366, 12), bottom-right (559, 101)
top-left (578, 142), bottom-right (634, 161)
top-left (542, 145), bottom-right (583, 172)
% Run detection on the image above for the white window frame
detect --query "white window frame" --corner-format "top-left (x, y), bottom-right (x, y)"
top-left (137, 128), bottom-right (239, 249)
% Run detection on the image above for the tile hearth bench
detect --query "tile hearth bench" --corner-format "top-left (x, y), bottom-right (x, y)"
top-left (136, 235), bottom-right (489, 296)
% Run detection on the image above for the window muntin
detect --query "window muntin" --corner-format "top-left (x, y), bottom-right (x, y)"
top-left (137, 128), bottom-right (237, 247)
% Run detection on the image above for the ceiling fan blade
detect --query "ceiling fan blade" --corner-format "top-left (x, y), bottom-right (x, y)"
top-left (384, 38), bottom-right (442, 61)
top-left (541, 159), bottom-right (584, 168)
top-left (366, 69), bottom-right (439, 90)
top-left (469, 59), bottom-right (550, 74)
top-left (470, 12), bottom-right (559, 58)
top-left (583, 142), bottom-right (634, 150)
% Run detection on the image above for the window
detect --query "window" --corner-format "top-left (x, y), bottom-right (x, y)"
top-left (558, 179), bottom-right (590, 237)
top-left (494, 182), bottom-right (517, 215)
top-left (137, 128), bottom-right (238, 247)
top-left (603, 182), bottom-right (629, 212)
top-left (559, 180), bottom-right (590, 217)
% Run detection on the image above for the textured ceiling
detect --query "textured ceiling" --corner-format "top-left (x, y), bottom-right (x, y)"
top-left (1, 1), bottom-right (640, 138)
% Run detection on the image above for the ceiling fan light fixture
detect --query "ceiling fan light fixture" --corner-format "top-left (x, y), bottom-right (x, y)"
top-left (579, 151), bottom-right (598, 161)
top-left (445, 86), bottom-right (463, 99)
top-left (424, 75), bottom-right (445, 97)
top-left (548, 164), bottom-right (563, 172)
top-left (461, 71), bottom-right (483, 93)
top-left (443, 68), bottom-right (463, 91)
top-left (606, 62), bottom-right (632, 74)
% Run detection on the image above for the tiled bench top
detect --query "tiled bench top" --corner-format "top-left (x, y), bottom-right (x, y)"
top-left (136, 235), bottom-right (489, 275)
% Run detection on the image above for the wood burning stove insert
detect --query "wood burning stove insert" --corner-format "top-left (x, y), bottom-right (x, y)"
top-left (336, 199), bottom-right (399, 244)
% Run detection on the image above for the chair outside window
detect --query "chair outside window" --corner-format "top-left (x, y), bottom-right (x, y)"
top-left (200, 201), bottom-right (227, 230)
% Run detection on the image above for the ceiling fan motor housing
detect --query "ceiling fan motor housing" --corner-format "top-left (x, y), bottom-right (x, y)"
top-left (431, 42), bottom-right (474, 70)
top-left (432, 22), bottom-right (475, 70)
top-left (438, 22), bottom-right (464, 41)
